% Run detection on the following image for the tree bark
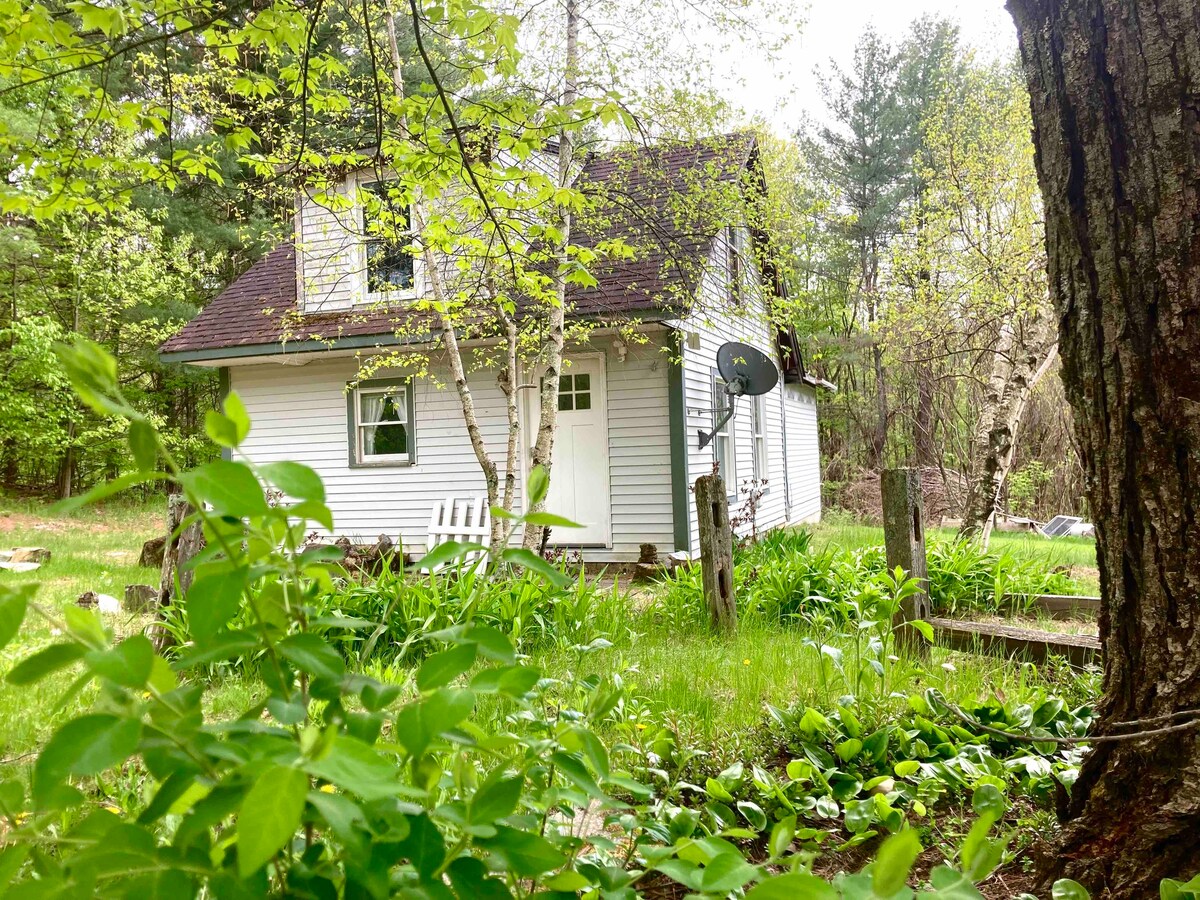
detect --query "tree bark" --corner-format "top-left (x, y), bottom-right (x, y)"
top-left (959, 314), bottom-right (1057, 544)
top-left (1007, 0), bottom-right (1200, 893)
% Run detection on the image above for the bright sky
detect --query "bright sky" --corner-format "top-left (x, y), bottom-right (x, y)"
top-left (716, 0), bottom-right (1019, 128)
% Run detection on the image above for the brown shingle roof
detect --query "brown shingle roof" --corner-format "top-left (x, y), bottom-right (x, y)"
top-left (161, 133), bottom-right (756, 359)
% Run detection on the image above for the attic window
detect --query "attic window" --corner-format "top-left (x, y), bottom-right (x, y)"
top-left (727, 225), bottom-right (744, 304)
top-left (362, 181), bottom-right (415, 295)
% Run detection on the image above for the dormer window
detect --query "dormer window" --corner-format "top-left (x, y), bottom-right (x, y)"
top-left (363, 181), bottom-right (415, 296)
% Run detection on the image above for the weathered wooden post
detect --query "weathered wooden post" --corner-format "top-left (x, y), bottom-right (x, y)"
top-left (151, 493), bottom-right (206, 651)
top-left (881, 468), bottom-right (931, 657)
top-left (694, 474), bottom-right (736, 632)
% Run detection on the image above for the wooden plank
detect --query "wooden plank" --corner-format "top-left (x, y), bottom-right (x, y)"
top-left (929, 616), bottom-right (1099, 666)
top-left (1024, 594), bottom-right (1101, 618)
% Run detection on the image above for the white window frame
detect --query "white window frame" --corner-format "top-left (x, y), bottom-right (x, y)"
top-left (359, 177), bottom-right (419, 304)
top-left (712, 371), bottom-right (736, 495)
top-left (751, 393), bottom-right (768, 485)
top-left (348, 378), bottom-right (416, 467)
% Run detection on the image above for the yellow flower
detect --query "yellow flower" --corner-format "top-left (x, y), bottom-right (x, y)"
top-left (742, 658), bottom-right (751, 666)
top-left (103, 804), bottom-right (122, 814)
top-left (319, 784), bottom-right (336, 793)
top-left (635, 723), bottom-right (648, 731)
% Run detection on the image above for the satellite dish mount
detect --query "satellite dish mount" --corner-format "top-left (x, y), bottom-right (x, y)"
top-left (697, 341), bottom-right (780, 450)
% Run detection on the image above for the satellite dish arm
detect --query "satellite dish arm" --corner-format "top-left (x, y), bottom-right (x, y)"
top-left (698, 398), bottom-right (736, 449)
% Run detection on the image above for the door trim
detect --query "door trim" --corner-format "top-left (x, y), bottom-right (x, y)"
top-left (521, 350), bottom-right (612, 548)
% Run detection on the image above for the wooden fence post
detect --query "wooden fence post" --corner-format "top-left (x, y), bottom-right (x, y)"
top-left (881, 468), bottom-right (931, 657)
top-left (694, 474), bottom-right (736, 633)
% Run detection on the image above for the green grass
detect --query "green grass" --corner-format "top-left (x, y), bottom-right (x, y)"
top-left (0, 498), bottom-right (1101, 779)
top-left (810, 522), bottom-right (1101, 594)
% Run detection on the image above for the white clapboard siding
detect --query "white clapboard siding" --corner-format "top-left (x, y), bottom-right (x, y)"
top-left (679, 226), bottom-right (795, 554)
top-left (229, 334), bottom-right (676, 562)
top-left (784, 384), bottom-right (822, 523)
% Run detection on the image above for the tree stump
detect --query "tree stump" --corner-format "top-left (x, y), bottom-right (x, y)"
top-left (152, 493), bottom-right (206, 652)
top-left (123, 584), bottom-right (158, 614)
top-left (881, 468), bottom-right (931, 657)
top-left (138, 536), bottom-right (166, 568)
top-left (694, 475), bottom-right (736, 633)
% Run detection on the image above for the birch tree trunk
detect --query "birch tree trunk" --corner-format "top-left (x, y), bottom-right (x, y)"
top-left (1008, 0), bottom-right (1200, 891)
top-left (521, 0), bottom-right (578, 549)
top-left (958, 313), bottom-right (1057, 543)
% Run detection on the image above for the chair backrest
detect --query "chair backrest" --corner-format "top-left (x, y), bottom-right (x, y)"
top-left (423, 497), bottom-right (491, 573)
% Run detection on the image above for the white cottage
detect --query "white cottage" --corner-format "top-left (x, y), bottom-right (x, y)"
top-left (160, 134), bottom-right (832, 562)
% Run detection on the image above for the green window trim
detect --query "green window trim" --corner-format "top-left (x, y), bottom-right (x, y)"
top-left (346, 377), bottom-right (417, 468)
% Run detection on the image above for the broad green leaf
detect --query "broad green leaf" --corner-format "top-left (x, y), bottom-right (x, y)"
top-left (1051, 880), bottom-right (1091, 900)
top-left (844, 798), bottom-right (873, 834)
top-left (396, 813), bottom-right (447, 880)
top-left (872, 828), bottom-right (922, 896)
top-left (185, 565), bottom-right (247, 641)
top-left (521, 511), bottom-right (583, 528)
top-left (909, 619), bottom-right (935, 642)
top-left (260, 461), bottom-right (325, 503)
top-left (178, 460), bottom-right (268, 518)
top-left (477, 824), bottom-right (565, 877)
top-left (416, 642), bottom-right (477, 691)
top-left (128, 419), bottom-right (158, 472)
top-left (237, 765), bottom-right (308, 877)
top-left (34, 714), bottom-right (142, 806)
top-left (700, 852), bottom-right (759, 894)
top-left (84, 635), bottom-right (154, 688)
top-left (746, 872), bottom-right (838, 899)
top-left (395, 690), bottom-right (475, 757)
top-left (972, 784), bottom-right (1006, 819)
top-left (499, 548), bottom-right (571, 588)
top-left (205, 409), bottom-right (241, 448)
top-left (279, 633), bottom-right (345, 681)
top-left (0, 586), bottom-right (33, 652)
top-left (836, 738), bottom-right (863, 762)
top-left (306, 736), bottom-right (401, 801)
top-left (465, 624), bottom-right (517, 664)
top-left (223, 391), bottom-right (251, 443)
top-left (470, 774), bottom-right (523, 824)
top-left (526, 465), bottom-right (550, 506)
top-left (410, 540), bottom-right (486, 572)
top-left (894, 760), bottom-right (921, 778)
top-left (7, 642), bottom-right (86, 685)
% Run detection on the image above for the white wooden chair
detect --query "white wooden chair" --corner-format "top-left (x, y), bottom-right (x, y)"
top-left (423, 497), bottom-right (491, 573)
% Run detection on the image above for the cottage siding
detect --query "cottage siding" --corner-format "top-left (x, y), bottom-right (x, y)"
top-left (784, 384), bottom-right (822, 523)
top-left (296, 182), bottom-right (361, 313)
top-left (228, 336), bottom-right (675, 561)
top-left (679, 226), bottom-right (791, 555)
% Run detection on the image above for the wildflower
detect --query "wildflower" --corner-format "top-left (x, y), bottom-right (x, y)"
top-left (742, 658), bottom-right (751, 666)
top-left (103, 804), bottom-right (122, 814)
top-left (635, 723), bottom-right (648, 731)
top-left (319, 784), bottom-right (336, 793)
top-left (941, 662), bottom-right (957, 673)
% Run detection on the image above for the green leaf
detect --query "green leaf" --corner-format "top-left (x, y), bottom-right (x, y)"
top-left (971, 783), bottom-right (1006, 819)
top-left (836, 738), bottom-right (863, 762)
top-left (128, 419), bottom-right (158, 472)
top-left (1051, 880), bottom-right (1091, 900)
top-left (34, 714), bottom-right (142, 806)
top-left (894, 760), bottom-right (921, 778)
top-left (844, 798), bottom-right (874, 834)
top-left (872, 828), bottom-right (922, 896)
top-left (205, 409), bottom-right (241, 449)
top-left (279, 633), bottom-right (345, 681)
top-left (0, 585), bottom-right (33, 652)
top-left (260, 461), bottom-right (325, 503)
top-left (84, 635), bottom-right (155, 688)
top-left (499, 548), bottom-right (570, 588)
top-left (416, 642), bottom-right (477, 691)
top-left (477, 824), bottom-right (565, 877)
top-left (223, 391), bottom-right (251, 444)
top-left (521, 511), bottom-right (583, 528)
top-left (178, 460), bottom-right (268, 518)
top-left (700, 852), bottom-right (759, 894)
top-left (465, 624), bottom-right (517, 664)
top-left (745, 872), bottom-right (838, 899)
top-left (736, 800), bottom-right (767, 831)
top-left (7, 642), bottom-right (86, 685)
top-left (237, 765), bottom-right (308, 877)
top-left (395, 689), bottom-right (475, 758)
top-left (470, 774), bottom-right (523, 824)
top-left (526, 465), bottom-right (550, 507)
top-left (909, 618), bottom-right (935, 642)
top-left (410, 540), bottom-right (487, 572)
top-left (306, 736), bottom-right (402, 801)
top-left (396, 813), bottom-right (447, 880)
top-left (185, 565), bottom-right (247, 641)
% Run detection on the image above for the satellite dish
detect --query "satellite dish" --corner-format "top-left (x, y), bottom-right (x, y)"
top-left (717, 342), bottom-right (779, 397)
top-left (698, 341), bottom-right (780, 449)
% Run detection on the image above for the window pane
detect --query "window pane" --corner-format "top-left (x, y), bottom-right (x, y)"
top-left (360, 390), bottom-right (405, 424)
top-left (575, 392), bottom-right (591, 410)
top-left (362, 422), bottom-right (408, 457)
top-left (558, 392), bottom-right (573, 411)
top-left (574, 373), bottom-right (589, 391)
top-left (561, 374), bottom-right (573, 392)
top-left (367, 241), bottom-right (414, 292)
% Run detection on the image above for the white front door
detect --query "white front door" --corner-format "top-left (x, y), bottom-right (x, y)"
top-left (529, 354), bottom-right (611, 546)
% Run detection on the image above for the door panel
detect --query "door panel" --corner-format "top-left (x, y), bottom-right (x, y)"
top-left (535, 356), bottom-right (611, 546)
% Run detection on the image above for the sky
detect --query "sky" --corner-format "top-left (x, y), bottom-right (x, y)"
top-left (714, 0), bottom-right (1019, 128)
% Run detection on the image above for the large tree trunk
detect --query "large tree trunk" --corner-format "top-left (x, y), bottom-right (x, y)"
top-left (959, 315), bottom-right (1057, 543)
top-left (1008, 0), bottom-right (1200, 893)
